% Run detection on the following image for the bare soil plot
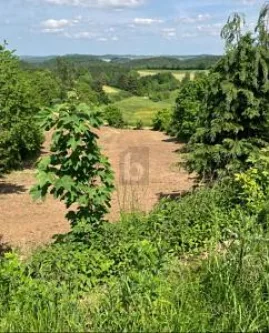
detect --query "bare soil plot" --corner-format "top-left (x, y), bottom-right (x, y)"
top-left (0, 127), bottom-right (192, 249)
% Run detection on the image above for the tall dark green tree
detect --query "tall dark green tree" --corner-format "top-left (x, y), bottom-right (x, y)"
top-left (186, 4), bottom-right (269, 180)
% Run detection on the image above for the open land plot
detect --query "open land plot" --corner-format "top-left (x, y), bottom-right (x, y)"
top-left (0, 128), bottom-right (192, 249)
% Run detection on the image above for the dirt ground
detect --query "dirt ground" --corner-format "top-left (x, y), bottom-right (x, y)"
top-left (0, 127), bottom-right (192, 250)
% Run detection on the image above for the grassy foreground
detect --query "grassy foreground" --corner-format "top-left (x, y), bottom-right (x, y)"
top-left (1, 182), bottom-right (269, 332)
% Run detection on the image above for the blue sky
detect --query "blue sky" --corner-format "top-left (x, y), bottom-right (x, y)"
top-left (1, 0), bottom-right (265, 55)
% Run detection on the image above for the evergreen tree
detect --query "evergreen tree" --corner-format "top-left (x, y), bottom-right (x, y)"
top-left (186, 4), bottom-right (269, 180)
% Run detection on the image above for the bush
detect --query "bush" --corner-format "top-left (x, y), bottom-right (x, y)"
top-left (135, 119), bottom-right (143, 130)
top-left (104, 106), bottom-right (125, 128)
top-left (152, 109), bottom-right (172, 132)
top-left (232, 148), bottom-right (269, 217)
top-left (0, 44), bottom-right (43, 174)
top-left (171, 76), bottom-right (208, 141)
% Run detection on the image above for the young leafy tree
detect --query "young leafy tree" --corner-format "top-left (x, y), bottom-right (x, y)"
top-left (31, 94), bottom-right (115, 239)
top-left (186, 4), bottom-right (269, 180)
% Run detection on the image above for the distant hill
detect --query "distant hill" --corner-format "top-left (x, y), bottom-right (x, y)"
top-left (120, 55), bottom-right (221, 70)
top-left (21, 54), bottom-right (221, 70)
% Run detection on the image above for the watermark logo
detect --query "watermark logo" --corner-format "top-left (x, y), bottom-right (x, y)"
top-left (119, 147), bottom-right (149, 185)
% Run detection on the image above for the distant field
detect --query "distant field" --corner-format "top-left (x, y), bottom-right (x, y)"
top-left (103, 85), bottom-right (122, 94)
top-left (137, 69), bottom-right (207, 81)
top-left (109, 90), bottom-right (179, 126)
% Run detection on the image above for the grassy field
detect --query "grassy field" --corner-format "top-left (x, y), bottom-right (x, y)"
top-left (103, 85), bottom-right (122, 94)
top-left (137, 69), bottom-right (207, 81)
top-left (109, 90), bottom-right (178, 126)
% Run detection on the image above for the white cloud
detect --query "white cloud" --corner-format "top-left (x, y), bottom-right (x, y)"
top-left (181, 32), bottom-right (198, 38)
top-left (241, 0), bottom-right (258, 4)
top-left (177, 14), bottom-right (211, 24)
top-left (42, 0), bottom-right (145, 8)
top-left (40, 18), bottom-right (81, 33)
top-left (42, 28), bottom-right (65, 33)
top-left (197, 23), bottom-right (222, 36)
top-left (98, 37), bottom-right (108, 41)
top-left (161, 28), bottom-right (176, 39)
top-left (63, 31), bottom-right (96, 39)
top-left (133, 17), bottom-right (164, 25)
top-left (41, 19), bottom-right (73, 29)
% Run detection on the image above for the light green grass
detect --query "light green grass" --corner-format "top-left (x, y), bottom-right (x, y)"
top-left (103, 85), bottom-right (122, 94)
top-left (110, 91), bottom-right (178, 126)
top-left (137, 69), bottom-right (207, 81)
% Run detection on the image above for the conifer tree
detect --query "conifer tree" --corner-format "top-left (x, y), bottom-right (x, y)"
top-left (186, 3), bottom-right (269, 180)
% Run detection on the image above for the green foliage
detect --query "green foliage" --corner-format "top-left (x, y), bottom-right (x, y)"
top-left (27, 69), bottom-right (61, 107)
top-left (0, 252), bottom-right (88, 332)
top-left (232, 148), bottom-right (269, 215)
top-left (104, 106), bottom-right (125, 128)
top-left (90, 236), bottom-right (269, 332)
top-left (29, 243), bottom-right (114, 291)
top-left (0, 44), bottom-right (43, 174)
top-left (152, 109), bottom-right (172, 132)
top-left (186, 8), bottom-right (269, 180)
top-left (2, 176), bottom-right (269, 331)
top-left (31, 96), bottom-right (114, 236)
top-left (171, 77), bottom-right (208, 140)
top-left (135, 119), bottom-right (143, 130)
top-left (109, 94), bottom-right (176, 127)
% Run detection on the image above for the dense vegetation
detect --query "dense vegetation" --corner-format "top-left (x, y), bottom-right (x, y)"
top-left (171, 7), bottom-right (269, 180)
top-left (0, 44), bottom-right (52, 175)
top-left (2, 3), bottom-right (269, 332)
top-left (23, 54), bottom-right (220, 70)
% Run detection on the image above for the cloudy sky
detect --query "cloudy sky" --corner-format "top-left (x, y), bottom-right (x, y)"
top-left (1, 0), bottom-right (265, 55)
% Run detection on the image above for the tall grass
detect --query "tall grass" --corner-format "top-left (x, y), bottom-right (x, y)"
top-left (1, 183), bottom-right (269, 332)
top-left (91, 236), bottom-right (269, 332)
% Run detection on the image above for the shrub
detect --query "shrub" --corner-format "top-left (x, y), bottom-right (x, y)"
top-left (135, 119), bottom-right (143, 130)
top-left (233, 148), bottom-right (269, 216)
top-left (171, 76), bottom-right (208, 141)
top-left (152, 109), bottom-right (172, 132)
top-left (104, 106), bottom-right (125, 128)
top-left (0, 44), bottom-right (43, 174)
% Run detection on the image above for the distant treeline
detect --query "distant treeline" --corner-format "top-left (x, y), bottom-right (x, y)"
top-left (118, 55), bottom-right (221, 70)
top-left (21, 54), bottom-right (221, 71)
